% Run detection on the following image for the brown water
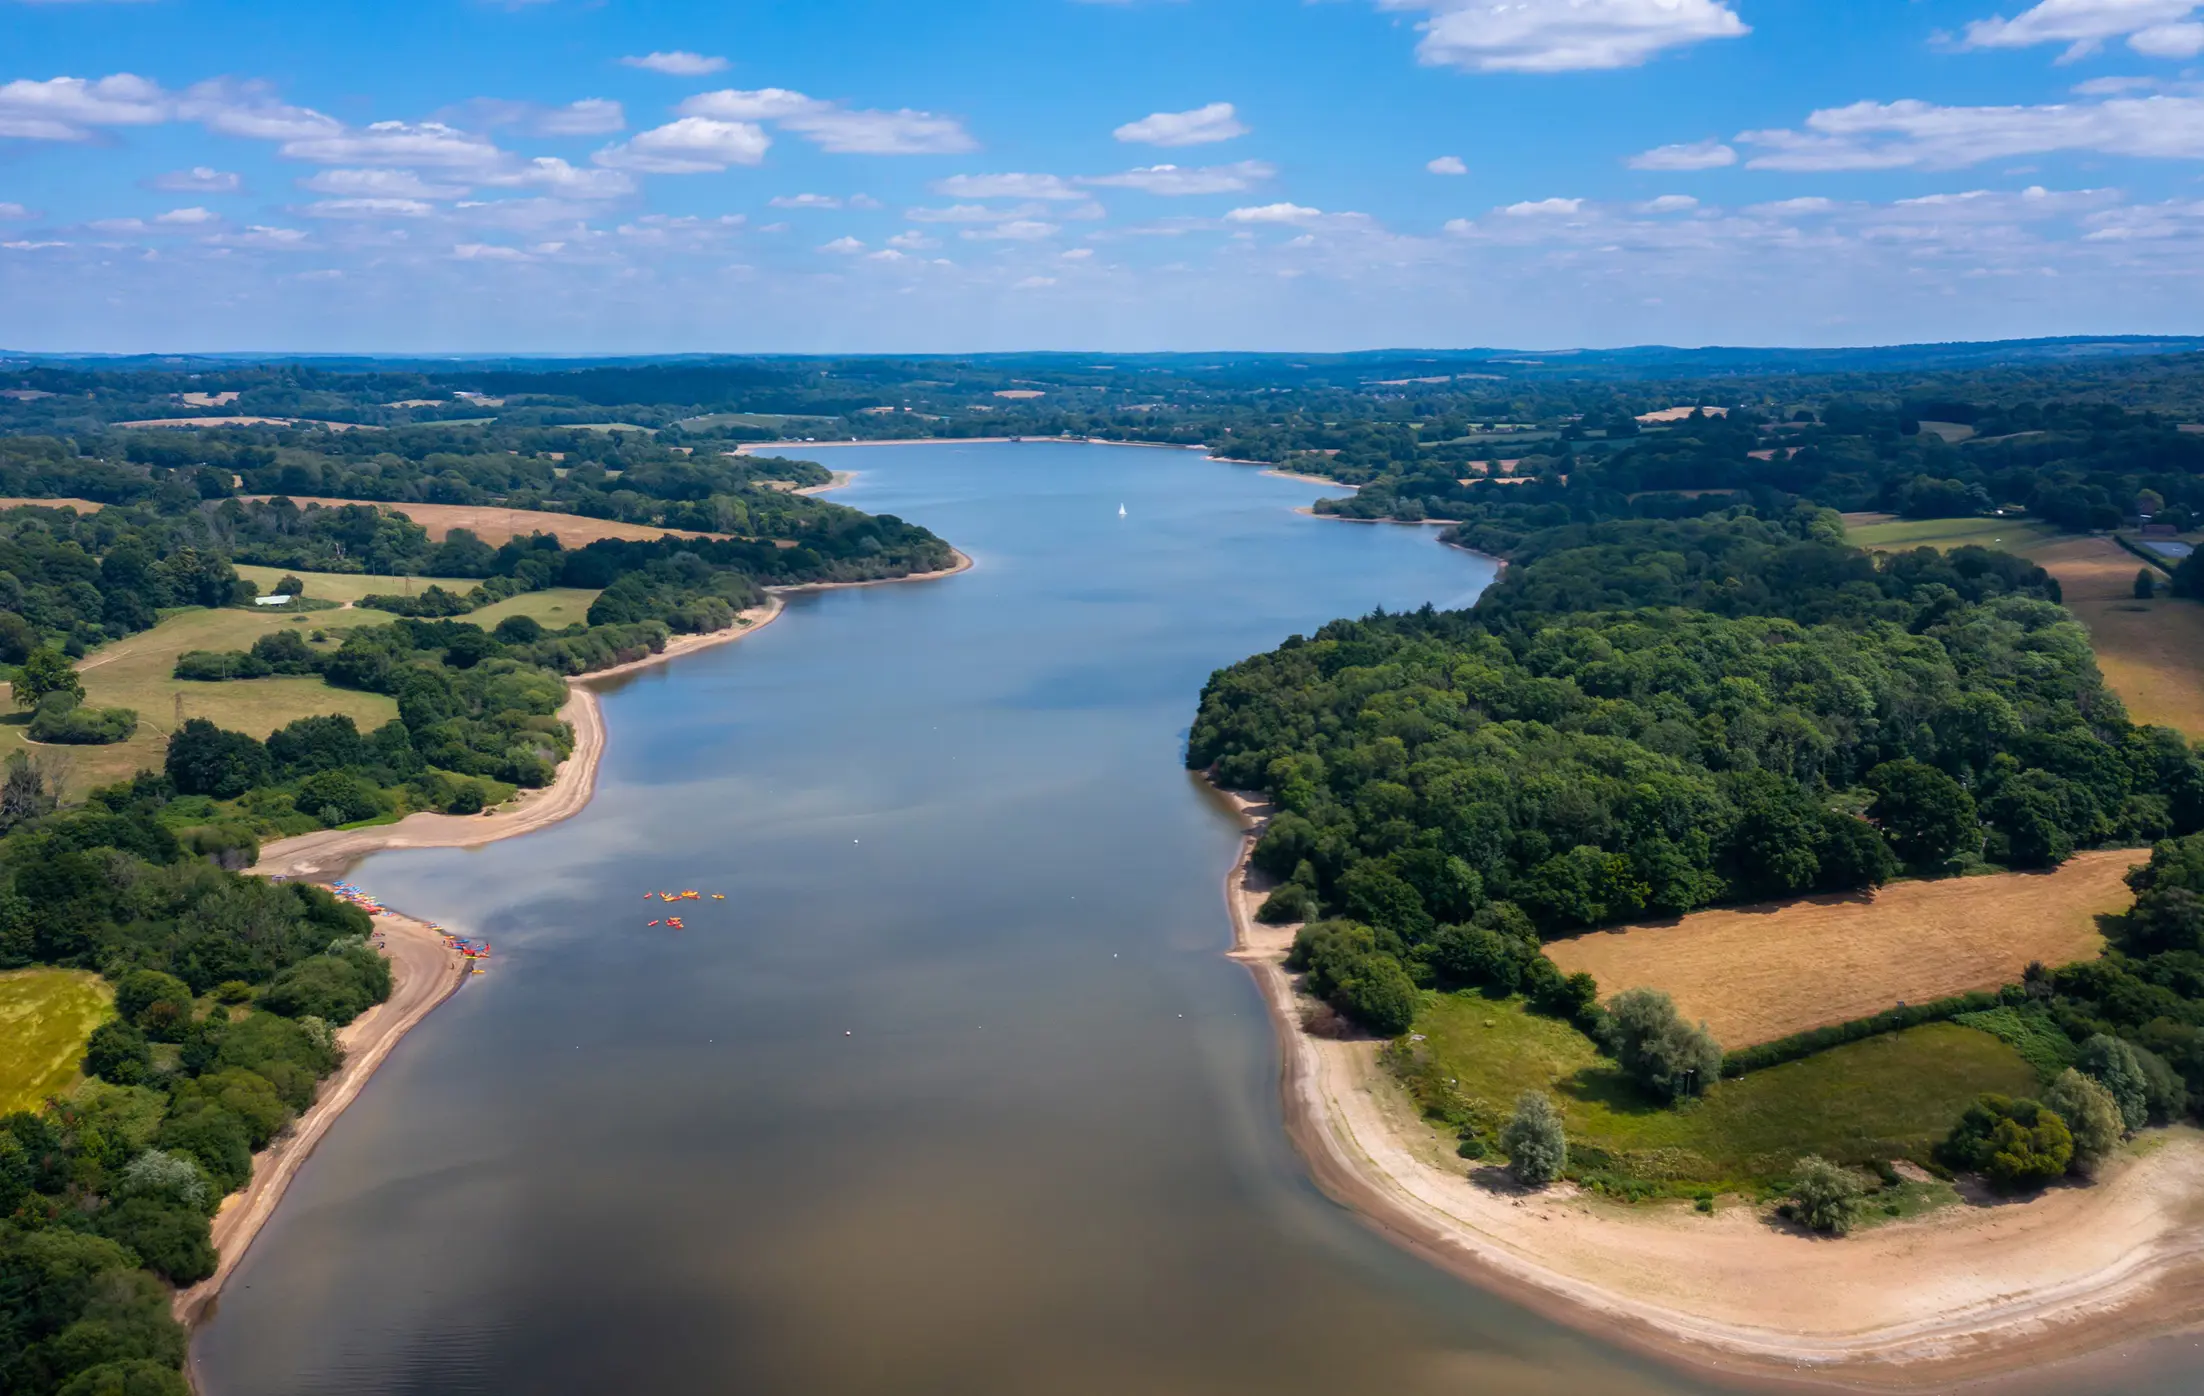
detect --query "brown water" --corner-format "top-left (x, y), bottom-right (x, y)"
top-left (191, 443), bottom-right (2198, 1395)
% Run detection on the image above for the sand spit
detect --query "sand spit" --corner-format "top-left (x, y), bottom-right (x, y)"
top-left (1215, 789), bottom-right (2204, 1390)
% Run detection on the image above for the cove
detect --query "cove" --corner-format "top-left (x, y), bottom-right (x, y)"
top-left (186, 442), bottom-right (2189, 1395)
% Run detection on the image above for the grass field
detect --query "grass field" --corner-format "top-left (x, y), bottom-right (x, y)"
top-left (1841, 514), bottom-right (2204, 735)
top-left (237, 496), bottom-right (726, 547)
top-left (231, 563), bottom-right (474, 604)
top-left (4, 605), bottom-right (400, 794)
top-left (1412, 994), bottom-right (2037, 1185)
top-left (1841, 512), bottom-right (2064, 551)
top-left (231, 566), bottom-right (601, 629)
top-left (1545, 851), bottom-right (2137, 1048)
top-left (0, 968), bottom-right (112, 1114)
top-left (472, 587), bottom-right (600, 627)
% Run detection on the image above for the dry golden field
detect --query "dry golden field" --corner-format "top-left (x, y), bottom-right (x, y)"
top-left (1545, 851), bottom-right (2143, 1048)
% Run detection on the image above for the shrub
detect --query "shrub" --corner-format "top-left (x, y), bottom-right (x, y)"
top-left (1788, 1155), bottom-right (1867, 1234)
top-left (1601, 987), bottom-right (1721, 1101)
top-left (2043, 1068), bottom-right (2124, 1174)
top-left (84, 1020), bottom-right (152, 1085)
top-left (1256, 882), bottom-right (1318, 924)
top-left (293, 769), bottom-right (380, 827)
top-left (114, 970), bottom-right (193, 1042)
top-left (27, 693), bottom-right (139, 745)
top-left (1498, 1091), bottom-right (1567, 1186)
top-left (1940, 1094), bottom-right (2073, 1190)
top-left (2077, 1034), bottom-right (2150, 1131)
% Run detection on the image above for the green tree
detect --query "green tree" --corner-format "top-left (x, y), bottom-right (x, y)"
top-left (13, 646), bottom-right (82, 710)
top-left (2076, 1034), bottom-right (2150, 1131)
top-left (1601, 987), bottom-right (1722, 1102)
top-left (1498, 1091), bottom-right (1567, 1186)
top-left (2043, 1067), bottom-right (2123, 1174)
top-left (57, 1360), bottom-right (192, 1396)
top-left (163, 719), bottom-right (271, 799)
top-left (83, 1021), bottom-right (152, 1086)
top-left (1865, 759), bottom-right (1979, 866)
top-left (2135, 568), bottom-right (2157, 601)
top-left (1788, 1155), bottom-right (1867, 1233)
top-left (1941, 1094), bottom-right (2073, 1190)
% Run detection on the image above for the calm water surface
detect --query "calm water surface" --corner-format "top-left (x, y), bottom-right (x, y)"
top-left (193, 443), bottom-right (2193, 1396)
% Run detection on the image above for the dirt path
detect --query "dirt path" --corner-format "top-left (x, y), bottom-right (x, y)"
top-left (173, 910), bottom-right (465, 1325)
top-left (1216, 792), bottom-right (2204, 1388)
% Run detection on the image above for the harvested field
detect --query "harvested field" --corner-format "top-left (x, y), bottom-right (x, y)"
top-left (0, 497), bottom-right (106, 513)
top-left (237, 496), bottom-right (727, 547)
top-left (2024, 534), bottom-right (2204, 736)
top-left (1545, 851), bottom-right (2144, 1049)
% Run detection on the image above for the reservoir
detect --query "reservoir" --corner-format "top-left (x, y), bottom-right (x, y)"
top-left (188, 442), bottom-right (2188, 1395)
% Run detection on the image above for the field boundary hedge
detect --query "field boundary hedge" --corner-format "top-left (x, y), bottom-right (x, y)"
top-left (1722, 986), bottom-right (2021, 1076)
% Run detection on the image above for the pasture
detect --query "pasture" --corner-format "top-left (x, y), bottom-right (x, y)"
top-left (1411, 995), bottom-right (2036, 1186)
top-left (0, 968), bottom-right (112, 1115)
top-left (236, 496), bottom-right (727, 548)
top-left (1545, 851), bottom-right (2139, 1049)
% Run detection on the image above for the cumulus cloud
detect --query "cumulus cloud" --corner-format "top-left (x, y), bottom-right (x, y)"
top-left (1079, 160), bottom-right (1275, 194)
top-left (596, 117), bottom-right (771, 172)
top-left (1503, 196), bottom-right (1585, 214)
top-left (482, 157), bottom-right (635, 199)
top-left (147, 166), bottom-right (242, 193)
top-left (932, 172), bottom-right (1084, 200)
top-left (1427, 155), bottom-right (1469, 174)
top-left (0, 202), bottom-right (31, 219)
top-left (1376, 0), bottom-right (1748, 73)
top-left (621, 51), bottom-right (730, 76)
top-left (1748, 195), bottom-right (1838, 215)
top-left (770, 193), bottom-right (844, 209)
top-left (1627, 138), bottom-right (1737, 170)
top-left (279, 120), bottom-right (504, 170)
top-left (152, 206), bottom-right (217, 225)
top-left (679, 88), bottom-right (974, 154)
top-left (444, 97), bottom-right (626, 136)
top-left (0, 74), bottom-right (168, 140)
top-left (301, 168), bottom-right (470, 199)
top-left (1014, 275), bottom-right (1057, 288)
top-left (962, 219), bottom-right (1060, 240)
top-left (1112, 102), bottom-right (1247, 146)
top-left (1638, 193), bottom-right (1700, 211)
top-left (1741, 93), bottom-right (2204, 170)
top-left (1963, 0), bottom-right (2204, 61)
top-left (886, 229), bottom-right (940, 249)
top-left (820, 235), bottom-right (866, 253)
top-left (305, 198), bottom-right (436, 219)
top-left (1224, 202), bottom-right (1323, 223)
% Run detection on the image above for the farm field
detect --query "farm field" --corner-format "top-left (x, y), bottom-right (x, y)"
top-left (231, 563), bottom-right (472, 604)
top-left (0, 968), bottom-right (112, 1114)
top-left (1545, 851), bottom-right (2140, 1048)
top-left (4, 604), bottom-right (399, 794)
top-left (1411, 995), bottom-right (2036, 1185)
top-left (231, 565), bottom-right (601, 629)
top-left (1843, 514), bottom-right (2204, 735)
top-left (0, 497), bottom-right (107, 514)
top-left (2025, 535), bottom-right (2204, 736)
top-left (236, 496), bottom-right (727, 547)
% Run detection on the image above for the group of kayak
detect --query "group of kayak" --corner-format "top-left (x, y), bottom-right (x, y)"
top-left (645, 889), bottom-right (725, 929)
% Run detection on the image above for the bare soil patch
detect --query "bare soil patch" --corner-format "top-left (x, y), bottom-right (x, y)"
top-left (238, 496), bottom-right (728, 547)
top-left (1546, 851), bottom-right (2142, 1048)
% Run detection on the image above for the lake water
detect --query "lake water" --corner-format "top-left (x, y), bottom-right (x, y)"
top-left (191, 442), bottom-right (2196, 1396)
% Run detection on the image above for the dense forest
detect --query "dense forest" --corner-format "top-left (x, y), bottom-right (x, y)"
top-left (1188, 514), bottom-right (2204, 1094)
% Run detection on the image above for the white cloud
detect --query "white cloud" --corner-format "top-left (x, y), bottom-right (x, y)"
top-left (1427, 155), bottom-right (1469, 174)
top-left (302, 168), bottom-right (470, 199)
top-left (1502, 196), bottom-right (1584, 214)
top-left (1963, 0), bottom-right (2204, 61)
top-left (932, 172), bottom-right (1085, 200)
top-left (820, 235), bottom-right (867, 253)
top-left (537, 99), bottom-right (626, 136)
top-left (1062, 246), bottom-right (1094, 259)
top-left (596, 117), bottom-right (771, 173)
top-left (1639, 193), bottom-right (1700, 211)
top-left (849, 194), bottom-right (882, 209)
top-left (0, 202), bottom-right (31, 220)
top-left (1013, 275), bottom-right (1057, 288)
top-left (680, 88), bottom-right (974, 154)
top-left (305, 198), bottom-right (436, 218)
top-left (453, 243), bottom-right (528, 261)
top-left (1224, 201), bottom-right (1322, 223)
top-left (866, 247), bottom-right (907, 261)
top-left (886, 229), bottom-right (939, 249)
top-left (178, 81), bottom-right (340, 141)
top-left (1376, 0), bottom-right (1748, 73)
top-left (770, 193), bottom-right (844, 209)
top-left (1748, 195), bottom-right (1838, 215)
top-left (0, 74), bottom-right (168, 141)
top-left (279, 121), bottom-right (504, 170)
top-left (621, 51), bottom-right (730, 76)
top-left (1741, 94), bottom-right (2204, 170)
top-left (1079, 160), bottom-right (1275, 194)
top-left (962, 219), bottom-right (1059, 240)
top-left (483, 157), bottom-right (635, 199)
top-left (153, 206), bottom-right (217, 225)
top-left (905, 202), bottom-right (1060, 223)
top-left (1113, 102), bottom-right (1247, 146)
top-left (148, 166), bottom-right (242, 193)
top-left (1627, 138), bottom-right (1737, 170)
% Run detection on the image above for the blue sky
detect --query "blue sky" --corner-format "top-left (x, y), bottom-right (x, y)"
top-left (7, 0), bottom-right (2204, 352)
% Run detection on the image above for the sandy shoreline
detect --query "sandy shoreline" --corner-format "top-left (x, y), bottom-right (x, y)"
top-left (1214, 788), bottom-right (2204, 1389)
top-left (198, 551), bottom-right (971, 1334)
